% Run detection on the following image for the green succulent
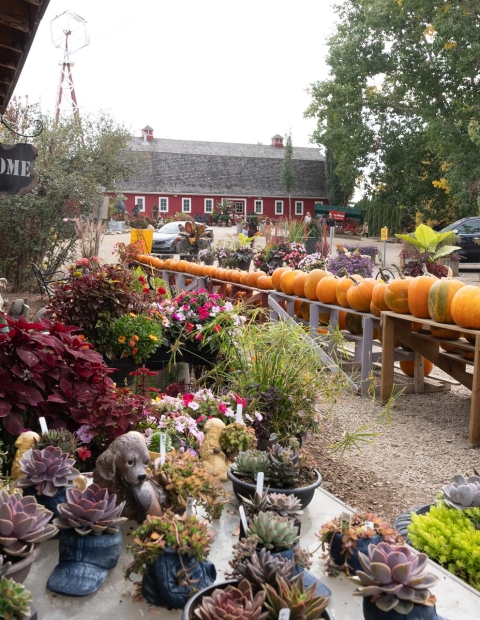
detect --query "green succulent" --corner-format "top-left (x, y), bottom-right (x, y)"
top-left (239, 491), bottom-right (270, 517)
top-left (35, 429), bottom-right (81, 455)
top-left (267, 493), bottom-right (303, 517)
top-left (236, 547), bottom-right (298, 592)
top-left (195, 579), bottom-right (268, 620)
top-left (267, 444), bottom-right (300, 488)
top-left (263, 573), bottom-right (330, 620)
top-left (0, 576), bottom-right (33, 620)
top-left (220, 423), bottom-right (257, 455)
top-left (247, 512), bottom-right (299, 551)
top-left (232, 450), bottom-right (271, 478)
top-left (148, 432), bottom-right (172, 454)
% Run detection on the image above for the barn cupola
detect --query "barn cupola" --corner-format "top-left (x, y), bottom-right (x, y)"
top-left (142, 125), bottom-right (154, 141)
top-left (271, 134), bottom-right (284, 148)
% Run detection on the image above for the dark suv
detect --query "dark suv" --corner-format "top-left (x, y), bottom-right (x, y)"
top-left (440, 217), bottom-right (480, 263)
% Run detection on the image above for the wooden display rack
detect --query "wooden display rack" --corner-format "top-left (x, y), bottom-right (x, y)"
top-left (380, 311), bottom-right (480, 447)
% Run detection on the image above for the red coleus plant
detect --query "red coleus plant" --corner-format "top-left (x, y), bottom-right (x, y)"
top-left (0, 314), bottom-right (147, 439)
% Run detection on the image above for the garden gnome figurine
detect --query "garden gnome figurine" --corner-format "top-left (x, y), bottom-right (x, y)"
top-left (200, 418), bottom-right (228, 481)
top-left (10, 431), bottom-right (40, 485)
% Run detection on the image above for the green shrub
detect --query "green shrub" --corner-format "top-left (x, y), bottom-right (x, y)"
top-left (408, 502), bottom-right (480, 591)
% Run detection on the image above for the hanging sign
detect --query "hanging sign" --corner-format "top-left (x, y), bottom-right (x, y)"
top-left (381, 227), bottom-right (389, 241)
top-left (329, 210), bottom-right (345, 221)
top-left (0, 143), bottom-right (38, 195)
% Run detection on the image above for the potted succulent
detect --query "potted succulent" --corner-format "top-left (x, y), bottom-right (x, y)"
top-left (0, 558), bottom-right (37, 620)
top-left (246, 512), bottom-right (300, 557)
top-left (47, 483), bottom-right (126, 597)
top-left (351, 542), bottom-right (447, 620)
top-left (0, 491), bottom-right (57, 583)
top-left (126, 511), bottom-right (216, 609)
top-left (227, 443), bottom-right (322, 509)
top-left (239, 490), bottom-right (303, 519)
top-left (14, 446), bottom-right (80, 517)
top-left (182, 574), bottom-right (333, 620)
top-left (155, 449), bottom-right (229, 520)
top-left (177, 221), bottom-right (212, 256)
top-left (219, 423), bottom-right (257, 461)
top-left (318, 512), bottom-right (403, 575)
top-left (34, 429), bottom-right (81, 457)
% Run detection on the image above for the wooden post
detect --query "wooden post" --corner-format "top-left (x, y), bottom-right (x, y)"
top-left (413, 351), bottom-right (425, 394)
top-left (380, 314), bottom-right (396, 403)
top-left (470, 334), bottom-right (480, 447)
top-left (361, 316), bottom-right (374, 396)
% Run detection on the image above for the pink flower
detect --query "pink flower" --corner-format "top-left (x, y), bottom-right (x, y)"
top-left (183, 393), bottom-right (195, 406)
top-left (234, 394), bottom-right (247, 407)
top-left (213, 325), bottom-right (222, 333)
top-left (186, 322), bottom-right (195, 332)
top-left (77, 446), bottom-right (92, 461)
top-left (218, 403), bottom-right (227, 414)
top-left (195, 333), bottom-right (203, 341)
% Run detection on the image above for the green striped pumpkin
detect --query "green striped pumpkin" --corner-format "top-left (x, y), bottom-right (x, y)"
top-left (427, 278), bottom-right (465, 324)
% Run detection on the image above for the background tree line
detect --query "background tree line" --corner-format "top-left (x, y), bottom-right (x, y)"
top-left (306, 0), bottom-right (480, 235)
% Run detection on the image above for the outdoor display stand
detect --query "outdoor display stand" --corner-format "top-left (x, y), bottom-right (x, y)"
top-left (380, 311), bottom-right (480, 447)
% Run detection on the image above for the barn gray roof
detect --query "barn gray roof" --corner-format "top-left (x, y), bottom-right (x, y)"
top-left (117, 137), bottom-right (327, 198)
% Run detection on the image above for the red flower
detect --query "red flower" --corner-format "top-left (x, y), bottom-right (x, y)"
top-left (77, 446), bottom-right (92, 461)
top-left (186, 322), bottom-right (195, 332)
top-left (183, 393), bottom-right (195, 405)
top-left (196, 415), bottom-right (206, 423)
top-left (234, 394), bottom-right (247, 407)
top-left (213, 325), bottom-right (222, 333)
top-left (139, 276), bottom-right (146, 284)
top-left (143, 287), bottom-right (150, 293)
top-left (157, 287), bottom-right (166, 295)
top-left (195, 333), bottom-right (203, 341)
top-left (218, 403), bottom-right (227, 414)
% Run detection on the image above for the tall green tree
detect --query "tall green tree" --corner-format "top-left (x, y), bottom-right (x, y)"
top-left (305, 0), bottom-right (480, 225)
top-left (281, 132), bottom-right (295, 218)
top-left (0, 98), bottom-right (137, 288)
top-left (325, 149), bottom-right (354, 207)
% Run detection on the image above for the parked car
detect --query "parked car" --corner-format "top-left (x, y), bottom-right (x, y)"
top-left (440, 217), bottom-right (480, 263)
top-left (152, 221), bottom-right (214, 254)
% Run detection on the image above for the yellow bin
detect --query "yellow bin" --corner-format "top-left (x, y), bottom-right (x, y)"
top-left (131, 228), bottom-right (153, 253)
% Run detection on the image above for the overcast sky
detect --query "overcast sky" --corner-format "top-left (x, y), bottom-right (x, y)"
top-left (15, 0), bottom-right (339, 148)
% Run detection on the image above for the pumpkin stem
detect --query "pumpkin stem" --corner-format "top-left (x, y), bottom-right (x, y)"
top-left (338, 267), bottom-right (350, 278)
top-left (392, 264), bottom-right (405, 278)
top-left (348, 276), bottom-right (360, 285)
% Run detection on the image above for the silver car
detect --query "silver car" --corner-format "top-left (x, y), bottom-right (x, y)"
top-left (152, 221), bottom-right (214, 254)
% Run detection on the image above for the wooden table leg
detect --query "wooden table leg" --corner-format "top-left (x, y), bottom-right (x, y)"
top-left (380, 314), bottom-right (395, 403)
top-left (361, 316), bottom-right (374, 396)
top-left (413, 351), bottom-right (425, 394)
top-left (469, 334), bottom-right (480, 447)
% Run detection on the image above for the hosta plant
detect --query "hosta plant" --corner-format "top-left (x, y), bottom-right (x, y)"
top-left (126, 511), bottom-right (214, 578)
top-left (53, 484), bottom-right (127, 536)
top-left (263, 573), bottom-right (330, 620)
top-left (351, 542), bottom-right (438, 615)
top-left (442, 474), bottom-right (480, 510)
top-left (0, 576), bottom-right (34, 620)
top-left (15, 446), bottom-right (80, 497)
top-left (0, 490), bottom-right (57, 557)
top-left (247, 512), bottom-right (299, 551)
top-left (195, 578), bottom-right (268, 620)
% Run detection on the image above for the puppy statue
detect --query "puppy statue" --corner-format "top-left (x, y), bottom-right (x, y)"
top-left (93, 431), bottom-right (166, 522)
top-left (200, 418), bottom-right (228, 481)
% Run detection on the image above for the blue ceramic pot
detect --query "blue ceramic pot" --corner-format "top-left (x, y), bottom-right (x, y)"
top-left (141, 547), bottom-right (216, 609)
top-left (363, 598), bottom-right (449, 620)
top-left (22, 486), bottom-right (68, 520)
top-left (47, 528), bottom-right (123, 597)
top-left (330, 532), bottom-right (382, 575)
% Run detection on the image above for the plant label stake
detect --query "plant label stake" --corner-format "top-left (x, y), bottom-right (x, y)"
top-left (186, 497), bottom-right (194, 518)
top-left (39, 417), bottom-right (49, 434)
top-left (236, 404), bottom-right (243, 424)
top-left (239, 505), bottom-right (248, 535)
top-left (160, 433), bottom-right (166, 466)
top-left (365, 520), bottom-right (374, 531)
top-left (279, 610), bottom-right (291, 620)
top-left (256, 472), bottom-right (264, 496)
top-left (341, 512), bottom-right (352, 532)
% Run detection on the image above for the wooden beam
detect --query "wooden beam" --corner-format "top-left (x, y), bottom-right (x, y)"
top-left (0, 1), bottom-right (30, 33)
top-left (470, 335), bottom-right (480, 447)
top-left (22, 0), bottom-right (41, 6)
top-left (0, 24), bottom-right (24, 52)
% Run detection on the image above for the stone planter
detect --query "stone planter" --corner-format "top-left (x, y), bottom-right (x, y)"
top-left (227, 468), bottom-right (322, 509)
top-left (108, 220), bottom-right (125, 232)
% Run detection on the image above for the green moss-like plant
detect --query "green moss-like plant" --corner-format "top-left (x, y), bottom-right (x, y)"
top-left (408, 502), bottom-right (480, 591)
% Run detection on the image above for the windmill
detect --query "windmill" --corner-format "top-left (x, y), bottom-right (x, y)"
top-left (51, 11), bottom-right (89, 121)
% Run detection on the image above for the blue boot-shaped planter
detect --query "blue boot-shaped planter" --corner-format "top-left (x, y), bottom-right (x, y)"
top-left (47, 528), bottom-right (123, 596)
top-left (330, 533), bottom-right (382, 575)
top-left (141, 547), bottom-right (217, 609)
top-left (22, 486), bottom-right (68, 520)
top-left (363, 599), bottom-right (449, 620)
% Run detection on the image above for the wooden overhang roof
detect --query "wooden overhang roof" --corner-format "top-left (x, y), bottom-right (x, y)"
top-left (0, 0), bottom-right (51, 114)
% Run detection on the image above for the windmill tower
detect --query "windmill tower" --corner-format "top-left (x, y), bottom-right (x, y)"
top-left (51, 11), bottom-right (89, 121)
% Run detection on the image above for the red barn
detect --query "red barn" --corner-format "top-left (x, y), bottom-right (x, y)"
top-left (115, 127), bottom-right (328, 220)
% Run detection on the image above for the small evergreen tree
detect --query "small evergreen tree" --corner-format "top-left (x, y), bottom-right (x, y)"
top-left (281, 133), bottom-right (295, 218)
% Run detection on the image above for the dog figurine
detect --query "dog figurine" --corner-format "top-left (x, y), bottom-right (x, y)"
top-left (93, 431), bottom-right (166, 522)
top-left (200, 418), bottom-right (228, 481)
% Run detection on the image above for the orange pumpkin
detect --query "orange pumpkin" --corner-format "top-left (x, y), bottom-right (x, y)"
top-left (338, 310), bottom-right (347, 331)
top-left (257, 276), bottom-right (274, 290)
top-left (384, 276), bottom-right (413, 314)
top-left (336, 275), bottom-right (362, 308)
top-left (294, 300), bottom-right (303, 317)
top-left (399, 358), bottom-right (434, 377)
top-left (280, 269), bottom-right (302, 295)
top-left (272, 267), bottom-right (291, 292)
top-left (184, 278), bottom-right (193, 285)
top-left (451, 285), bottom-right (480, 329)
top-left (441, 343), bottom-right (457, 352)
top-left (427, 279), bottom-right (465, 324)
top-left (408, 275), bottom-right (438, 319)
top-left (319, 312), bottom-right (330, 327)
top-left (316, 275), bottom-right (339, 305)
top-left (346, 278), bottom-right (376, 313)
top-left (461, 350), bottom-right (475, 361)
top-left (292, 272), bottom-right (309, 298)
top-left (176, 260), bottom-right (188, 273)
top-left (462, 332), bottom-right (476, 345)
top-left (299, 301), bottom-right (310, 321)
top-left (370, 281), bottom-right (389, 317)
top-left (246, 271), bottom-right (267, 287)
top-left (304, 269), bottom-right (331, 301)
top-left (240, 273), bottom-right (249, 285)
top-left (430, 326), bottom-right (459, 339)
